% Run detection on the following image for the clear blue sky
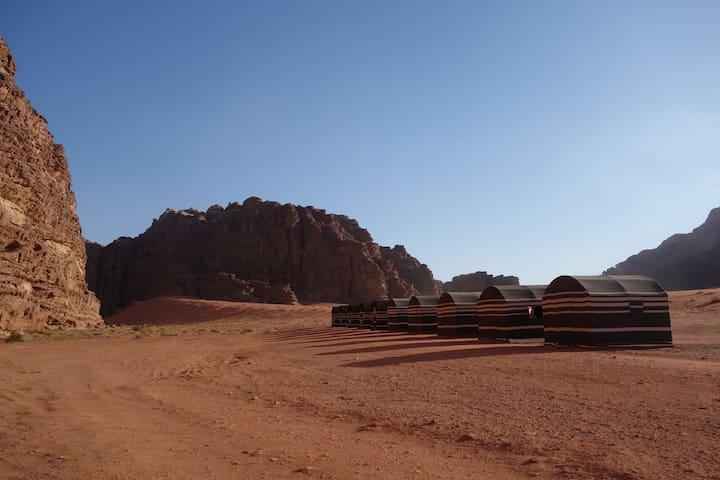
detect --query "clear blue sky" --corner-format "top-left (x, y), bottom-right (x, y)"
top-left (3, 0), bottom-right (719, 284)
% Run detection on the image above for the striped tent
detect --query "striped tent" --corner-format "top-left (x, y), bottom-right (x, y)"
top-left (408, 295), bottom-right (441, 334)
top-left (477, 285), bottom-right (546, 343)
top-left (331, 306), bottom-right (341, 327)
top-left (387, 298), bottom-right (411, 331)
top-left (359, 302), bottom-right (374, 329)
top-left (337, 305), bottom-right (351, 327)
top-left (543, 275), bottom-right (672, 347)
top-left (437, 292), bottom-right (482, 338)
top-left (372, 300), bottom-right (392, 330)
top-left (348, 303), bottom-right (362, 328)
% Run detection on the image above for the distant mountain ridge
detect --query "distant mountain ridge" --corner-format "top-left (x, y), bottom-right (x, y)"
top-left (604, 207), bottom-right (720, 290)
top-left (86, 197), bottom-right (441, 316)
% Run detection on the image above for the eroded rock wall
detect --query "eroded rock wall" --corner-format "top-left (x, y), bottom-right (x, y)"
top-left (88, 198), bottom-right (439, 316)
top-left (442, 271), bottom-right (519, 292)
top-left (0, 36), bottom-right (101, 332)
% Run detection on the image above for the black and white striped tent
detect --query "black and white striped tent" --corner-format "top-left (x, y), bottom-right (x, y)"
top-left (372, 300), bottom-right (392, 330)
top-left (437, 292), bottom-right (482, 337)
top-left (337, 305), bottom-right (351, 326)
top-left (331, 306), bottom-right (341, 327)
top-left (348, 303), bottom-right (362, 328)
top-left (387, 298), bottom-right (411, 331)
top-left (408, 295), bottom-right (441, 334)
top-left (542, 275), bottom-right (672, 346)
top-left (359, 302), bottom-right (374, 329)
top-left (477, 285), bottom-right (546, 343)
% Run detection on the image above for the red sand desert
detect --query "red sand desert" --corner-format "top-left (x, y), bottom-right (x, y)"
top-left (1, 290), bottom-right (719, 479)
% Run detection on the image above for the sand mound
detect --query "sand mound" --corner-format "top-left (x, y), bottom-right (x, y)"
top-left (106, 296), bottom-right (332, 326)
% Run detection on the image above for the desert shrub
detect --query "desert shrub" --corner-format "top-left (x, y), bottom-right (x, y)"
top-left (5, 331), bottom-right (26, 343)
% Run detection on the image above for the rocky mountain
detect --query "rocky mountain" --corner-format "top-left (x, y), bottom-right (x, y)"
top-left (442, 271), bottom-right (520, 292)
top-left (604, 207), bottom-right (720, 290)
top-left (87, 197), bottom-right (439, 316)
top-left (0, 35), bottom-right (101, 333)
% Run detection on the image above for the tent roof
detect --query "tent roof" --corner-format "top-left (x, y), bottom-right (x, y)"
top-left (439, 291), bottom-right (483, 305)
top-left (547, 275), bottom-right (632, 295)
top-left (480, 285), bottom-right (547, 301)
top-left (409, 295), bottom-right (441, 306)
top-left (608, 275), bottom-right (667, 296)
top-left (372, 300), bottom-right (393, 310)
top-left (349, 304), bottom-right (362, 312)
top-left (389, 298), bottom-right (411, 307)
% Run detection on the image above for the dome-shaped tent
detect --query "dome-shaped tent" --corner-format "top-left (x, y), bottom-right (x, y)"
top-left (477, 285), bottom-right (546, 342)
top-left (437, 292), bottom-right (482, 337)
top-left (359, 302), bottom-right (374, 329)
top-left (387, 298), bottom-right (411, 331)
top-left (372, 300), bottom-right (392, 330)
top-left (408, 295), bottom-right (441, 334)
top-left (338, 305), bottom-right (351, 327)
top-left (542, 275), bottom-right (672, 346)
top-left (331, 306), bottom-right (341, 327)
top-left (348, 303), bottom-right (362, 328)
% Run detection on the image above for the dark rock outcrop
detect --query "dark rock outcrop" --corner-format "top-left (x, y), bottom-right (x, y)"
top-left (442, 271), bottom-right (520, 292)
top-left (0, 35), bottom-right (101, 333)
top-left (87, 198), bottom-right (439, 316)
top-left (604, 207), bottom-right (720, 290)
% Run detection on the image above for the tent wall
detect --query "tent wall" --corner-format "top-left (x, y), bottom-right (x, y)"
top-left (372, 300), bottom-right (392, 330)
top-left (437, 292), bottom-right (482, 337)
top-left (349, 304), bottom-right (362, 328)
top-left (359, 303), bottom-right (374, 329)
top-left (387, 298), bottom-right (411, 332)
top-left (331, 306), bottom-right (340, 327)
top-left (408, 296), bottom-right (441, 334)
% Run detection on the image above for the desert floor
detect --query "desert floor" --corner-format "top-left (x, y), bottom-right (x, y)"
top-left (1, 290), bottom-right (719, 480)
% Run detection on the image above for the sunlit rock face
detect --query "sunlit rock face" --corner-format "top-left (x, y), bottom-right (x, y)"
top-left (0, 35), bottom-right (102, 333)
top-left (87, 198), bottom-right (440, 316)
top-left (605, 207), bottom-right (720, 290)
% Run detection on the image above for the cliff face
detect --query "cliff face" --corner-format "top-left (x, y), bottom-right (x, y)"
top-left (87, 197), bottom-right (439, 316)
top-left (604, 207), bottom-right (720, 290)
top-left (0, 36), bottom-right (101, 333)
top-left (442, 271), bottom-right (519, 292)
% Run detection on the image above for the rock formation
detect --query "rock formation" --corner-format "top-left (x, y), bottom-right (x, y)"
top-left (87, 198), bottom-right (439, 316)
top-left (0, 35), bottom-right (101, 333)
top-left (442, 271), bottom-right (519, 292)
top-left (604, 207), bottom-right (720, 290)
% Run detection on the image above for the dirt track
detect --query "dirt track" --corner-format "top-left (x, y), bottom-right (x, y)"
top-left (1, 292), bottom-right (719, 479)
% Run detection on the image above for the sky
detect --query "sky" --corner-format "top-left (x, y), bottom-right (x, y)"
top-left (3, 0), bottom-right (719, 284)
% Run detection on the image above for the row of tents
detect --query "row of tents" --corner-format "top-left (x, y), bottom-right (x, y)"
top-left (330, 275), bottom-right (673, 347)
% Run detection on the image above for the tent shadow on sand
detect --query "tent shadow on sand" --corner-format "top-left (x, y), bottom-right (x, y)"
top-left (342, 344), bottom-right (579, 367)
top-left (318, 339), bottom-right (484, 356)
top-left (305, 334), bottom-right (441, 348)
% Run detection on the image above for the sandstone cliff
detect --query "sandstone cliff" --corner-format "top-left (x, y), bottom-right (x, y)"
top-left (442, 271), bottom-right (520, 292)
top-left (604, 207), bottom-right (720, 290)
top-left (87, 198), bottom-right (439, 316)
top-left (0, 36), bottom-right (101, 333)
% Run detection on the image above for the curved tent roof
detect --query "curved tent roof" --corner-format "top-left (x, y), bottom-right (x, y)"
top-left (608, 275), bottom-right (667, 296)
top-left (331, 306), bottom-right (340, 313)
top-left (545, 275), bottom-right (625, 295)
top-left (372, 300), bottom-right (392, 311)
top-left (349, 304), bottom-right (362, 313)
top-left (339, 305), bottom-right (350, 313)
top-left (389, 298), bottom-right (411, 308)
top-left (480, 285), bottom-right (546, 301)
top-left (409, 295), bottom-right (441, 306)
top-left (359, 302), bottom-right (373, 312)
top-left (439, 292), bottom-right (482, 305)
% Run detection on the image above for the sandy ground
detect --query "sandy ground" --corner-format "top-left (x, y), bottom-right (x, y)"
top-left (1, 291), bottom-right (719, 480)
